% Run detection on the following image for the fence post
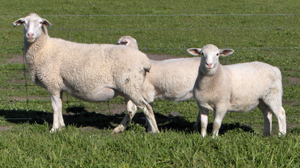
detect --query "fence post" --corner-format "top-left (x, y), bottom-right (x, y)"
top-left (22, 41), bottom-right (29, 108)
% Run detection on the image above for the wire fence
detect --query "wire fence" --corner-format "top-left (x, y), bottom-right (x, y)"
top-left (1, 14), bottom-right (300, 124)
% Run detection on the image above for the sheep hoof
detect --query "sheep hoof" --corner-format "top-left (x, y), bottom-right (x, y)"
top-left (50, 126), bottom-right (65, 133)
top-left (50, 128), bottom-right (59, 133)
top-left (112, 125), bottom-right (125, 134)
top-left (148, 129), bottom-right (160, 134)
top-left (278, 132), bottom-right (286, 137)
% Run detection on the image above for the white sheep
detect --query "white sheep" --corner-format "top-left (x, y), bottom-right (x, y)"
top-left (187, 44), bottom-right (286, 137)
top-left (13, 13), bottom-right (159, 133)
top-left (113, 35), bottom-right (200, 133)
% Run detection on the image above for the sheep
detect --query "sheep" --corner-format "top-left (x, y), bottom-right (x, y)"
top-left (187, 44), bottom-right (286, 138)
top-left (13, 13), bottom-right (159, 133)
top-left (113, 35), bottom-right (200, 133)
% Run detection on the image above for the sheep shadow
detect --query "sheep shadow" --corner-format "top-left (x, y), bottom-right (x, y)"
top-left (0, 107), bottom-right (124, 130)
top-left (0, 105), bottom-right (254, 135)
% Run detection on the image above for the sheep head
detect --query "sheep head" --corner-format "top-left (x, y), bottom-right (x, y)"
top-left (187, 44), bottom-right (234, 75)
top-left (13, 13), bottom-right (51, 43)
top-left (116, 36), bottom-right (139, 49)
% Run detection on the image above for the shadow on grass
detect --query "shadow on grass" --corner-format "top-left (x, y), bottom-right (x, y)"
top-left (0, 105), bottom-right (254, 135)
top-left (0, 107), bottom-right (124, 130)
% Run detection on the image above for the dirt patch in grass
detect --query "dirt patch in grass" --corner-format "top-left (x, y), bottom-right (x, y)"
top-left (5, 55), bottom-right (25, 64)
top-left (0, 126), bottom-right (12, 131)
top-left (104, 104), bottom-right (127, 115)
top-left (10, 96), bottom-right (50, 101)
top-left (8, 79), bottom-right (26, 85)
top-left (286, 76), bottom-right (300, 85)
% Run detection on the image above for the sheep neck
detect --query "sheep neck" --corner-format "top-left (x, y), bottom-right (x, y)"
top-left (196, 63), bottom-right (223, 90)
top-left (24, 25), bottom-right (49, 67)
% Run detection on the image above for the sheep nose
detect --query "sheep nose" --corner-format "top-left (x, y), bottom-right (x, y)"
top-left (27, 33), bottom-right (34, 38)
top-left (206, 63), bottom-right (213, 68)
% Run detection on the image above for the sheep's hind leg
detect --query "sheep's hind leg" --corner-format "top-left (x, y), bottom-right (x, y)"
top-left (258, 100), bottom-right (272, 136)
top-left (263, 99), bottom-right (286, 136)
top-left (131, 96), bottom-right (159, 133)
top-left (112, 99), bottom-right (138, 134)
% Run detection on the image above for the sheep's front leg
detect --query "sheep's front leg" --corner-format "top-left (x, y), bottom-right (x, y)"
top-left (198, 106), bottom-right (209, 137)
top-left (212, 105), bottom-right (227, 138)
top-left (112, 99), bottom-right (138, 134)
top-left (50, 94), bottom-right (64, 133)
top-left (58, 92), bottom-right (65, 128)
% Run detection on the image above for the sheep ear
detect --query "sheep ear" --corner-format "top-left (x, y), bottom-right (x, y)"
top-left (42, 19), bottom-right (52, 27)
top-left (187, 48), bottom-right (202, 56)
top-left (13, 18), bottom-right (25, 27)
top-left (219, 49), bottom-right (234, 57)
top-left (116, 41), bottom-right (127, 45)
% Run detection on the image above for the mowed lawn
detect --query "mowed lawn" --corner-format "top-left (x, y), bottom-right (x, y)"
top-left (0, 0), bottom-right (300, 167)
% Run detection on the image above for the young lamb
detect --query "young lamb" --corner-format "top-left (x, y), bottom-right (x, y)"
top-left (187, 44), bottom-right (286, 137)
top-left (113, 35), bottom-right (200, 133)
top-left (13, 13), bottom-right (159, 133)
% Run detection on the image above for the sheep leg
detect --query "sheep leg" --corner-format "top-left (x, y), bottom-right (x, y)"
top-left (132, 98), bottom-right (159, 133)
top-left (112, 99), bottom-right (138, 134)
top-left (212, 105), bottom-right (227, 138)
top-left (198, 106), bottom-right (209, 137)
top-left (263, 100), bottom-right (286, 136)
top-left (143, 102), bottom-right (153, 128)
top-left (258, 101), bottom-right (272, 136)
top-left (50, 94), bottom-right (64, 133)
top-left (58, 92), bottom-right (65, 128)
top-left (274, 106), bottom-right (286, 136)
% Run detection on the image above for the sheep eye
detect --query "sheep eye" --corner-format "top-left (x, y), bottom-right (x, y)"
top-left (216, 53), bottom-right (219, 56)
top-left (200, 52), bottom-right (203, 56)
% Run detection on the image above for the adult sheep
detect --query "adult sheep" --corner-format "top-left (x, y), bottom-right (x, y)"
top-left (13, 13), bottom-right (159, 133)
top-left (187, 44), bottom-right (286, 138)
top-left (113, 35), bottom-right (200, 133)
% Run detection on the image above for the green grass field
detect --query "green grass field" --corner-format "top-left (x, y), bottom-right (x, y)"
top-left (1, 0), bottom-right (300, 167)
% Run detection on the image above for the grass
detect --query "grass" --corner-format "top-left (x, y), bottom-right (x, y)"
top-left (0, 0), bottom-right (300, 167)
top-left (1, 124), bottom-right (300, 167)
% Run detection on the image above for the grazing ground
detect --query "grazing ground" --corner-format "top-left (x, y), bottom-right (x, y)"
top-left (1, 0), bottom-right (300, 167)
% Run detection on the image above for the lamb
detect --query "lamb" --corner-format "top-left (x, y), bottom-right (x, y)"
top-left (13, 13), bottom-right (159, 133)
top-left (187, 44), bottom-right (286, 137)
top-left (113, 35), bottom-right (201, 133)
